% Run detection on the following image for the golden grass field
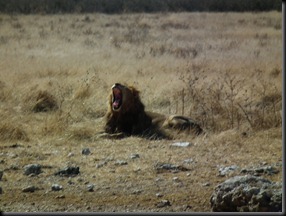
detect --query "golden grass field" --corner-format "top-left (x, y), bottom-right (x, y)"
top-left (0, 11), bottom-right (283, 212)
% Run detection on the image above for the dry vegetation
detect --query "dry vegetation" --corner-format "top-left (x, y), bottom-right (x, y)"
top-left (0, 11), bottom-right (282, 212)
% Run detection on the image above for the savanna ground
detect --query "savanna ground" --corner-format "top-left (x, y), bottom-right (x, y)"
top-left (0, 11), bottom-right (283, 212)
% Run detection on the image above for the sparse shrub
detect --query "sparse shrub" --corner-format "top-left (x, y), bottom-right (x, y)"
top-left (269, 68), bottom-right (281, 78)
top-left (161, 21), bottom-right (189, 30)
top-left (83, 38), bottom-right (96, 47)
top-left (0, 36), bottom-right (9, 45)
top-left (32, 90), bottom-right (58, 112)
top-left (172, 68), bottom-right (282, 132)
top-left (0, 122), bottom-right (29, 141)
top-left (74, 85), bottom-right (91, 99)
top-left (69, 127), bottom-right (93, 141)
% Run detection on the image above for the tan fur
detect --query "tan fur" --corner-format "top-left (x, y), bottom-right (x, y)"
top-left (104, 83), bottom-right (203, 139)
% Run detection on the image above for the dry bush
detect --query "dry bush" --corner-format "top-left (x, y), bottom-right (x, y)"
top-left (170, 69), bottom-right (282, 132)
top-left (68, 127), bottom-right (94, 141)
top-left (32, 90), bottom-right (58, 112)
top-left (0, 122), bottom-right (29, 141)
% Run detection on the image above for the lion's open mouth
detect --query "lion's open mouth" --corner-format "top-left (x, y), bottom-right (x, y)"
top-left (112, 87), bottom-right (122, 111)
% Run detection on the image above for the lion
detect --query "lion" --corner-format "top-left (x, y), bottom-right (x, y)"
top-left (103, 83), bottom-right (203, 139)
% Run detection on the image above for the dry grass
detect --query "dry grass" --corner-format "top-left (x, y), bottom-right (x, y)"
top-left (0, 11), bottom-right (282, 212)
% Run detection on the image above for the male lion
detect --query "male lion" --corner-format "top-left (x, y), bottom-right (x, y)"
top-left (104, 83), bottom-right (203, 139)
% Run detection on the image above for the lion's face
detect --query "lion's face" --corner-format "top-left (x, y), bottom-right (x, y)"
top-left (109, 83), bottom-right (140, 113)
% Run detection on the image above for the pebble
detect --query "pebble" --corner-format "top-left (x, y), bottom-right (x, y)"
top-left (22, 186), bottom-right (38, 193)
top-left (202, 182), bottom-right (211, 187)
top-left (82, 148), bottom-right (91, 155)
top-left (156, 193), bottom-right (163, 198)
top-left (130, 154), bottom-right (140, 159)
top-left (170, 142), bottom-right (192, 147)
top-left (156, 200), bottom-right (171, 208)
top-left (87, 184), bottom-right (94, 192)
top-left (132, 189), bottom-right (143, 195)
top-left (67, 152), bottom-right (74, 157)
top-left (155, 162), bottom-right (190, 173)
top-left (23, 164), bottom-right (42, 176)
top-left (173, 177), bottom-right (179, 182)
top-left (183, 158), bottom-right (194, 164)
top-left (54, 166), bottom-right (80, 177)
top-left (96, 161), bottom-right (107, 168)
top-left (52, 184), bottom-right (63, 191)
top-left (115, 160), bottom-right (128, 166)
top-left (218, 165), bottom-right (239, 176)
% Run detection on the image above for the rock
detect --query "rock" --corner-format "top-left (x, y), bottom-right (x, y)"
top-left (155, 162), bottom-right (190, 173)
top-left (183, 158), bottom-right (194, 164)
top-left (210, 175), bottom-right (282, 212)
top-left (51, 184), bottom-right (63, 191)
top-left (156, 193), bottom-right (163, 198)
top-left (132, 189), bottom-right (143, 195)
top-left (67, 152), bottom-right (74, 157)
top-left (87, 184), bottom-right (94, 192)
top-left (130, 154), bottom-right (140, 159)
top-left (170, 142), bottom-right (192, 147)
top-left (156, 199), bottom-right (171, 208)
top-left (82, 148), bottom-right (91, 155)
top-left (114, 160), bottom-right (128, 166)
top-left (172, 177), bottom-right (179, 182)
top-left (22, 186), bottom-right (39, 193)
top-left (240, 165), bottom-right (279, 176)
top-left (54, 166), bottom-right (80, 177)
top-left (202, 182), bottom-right (210, 187)
top-left (23, 164), bottom-right (42, 176)
top-left (96, 161), bottom-right (107, 168)
top-left (218, 165), bottom-right (239, 176)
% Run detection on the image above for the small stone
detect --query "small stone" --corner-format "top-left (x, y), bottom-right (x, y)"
top-left (52, 184), bottom-right (63, 191)
top-left (87, 184), bottom-right (94, 192)
top-left (130, 154), bottom-right (140, 159)
top-left (23, 164), bottom-right (42, 176)
top-left (218, 165), bottom-right (239, 176)
top-left (67, 152), bottom-right (74, 157)
top-left (156, 199), bottom-right (171, 208)
top-left (82, 148), bottom-right (91, 155)
top-left (54, 166), bottom-right (80, 177)
top-left (22, 186), bottom-right (38, 193)
top-left (115, 160), bottom-right (128, 166)
top-left (132, 189), bottom-right (143, 195)
top-left (171, 142), bottom-right (192, 147)
top-left (183, 158), bottom-right (194, 164)
top-left (156, 193), bottom-right (163, 198)
top-left (155, 162), bottom-right (190, 173)
top-left (96, 161), bottom-right (107, 168)
top-left (173, 177), bottom-right (179, 182)
top-left (202, 182), bottom-right (210, 187)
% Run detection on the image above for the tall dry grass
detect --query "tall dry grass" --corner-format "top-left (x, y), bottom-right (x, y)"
top-left (0, 11), bottom-right (282, 142)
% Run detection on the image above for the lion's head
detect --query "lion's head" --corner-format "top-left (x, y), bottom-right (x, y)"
top-left (105, 83), bottom-right (151, 135)
top-left (109, 83), bottom-right (143, 114)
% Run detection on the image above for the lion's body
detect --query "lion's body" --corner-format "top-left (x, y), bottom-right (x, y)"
top-left (104, 83), bottom-right (203, 139)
